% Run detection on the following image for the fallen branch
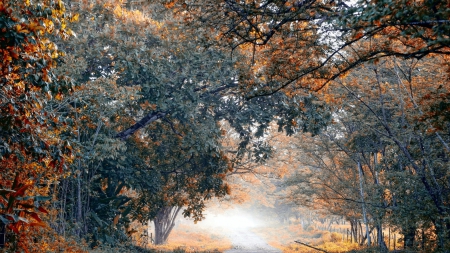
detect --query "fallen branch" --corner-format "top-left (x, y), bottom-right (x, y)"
top-left (294, 241), bottom-right (329, 253)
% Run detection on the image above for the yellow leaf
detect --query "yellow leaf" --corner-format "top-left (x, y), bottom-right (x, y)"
top-left (55, 93), bottom-right (63, 100)
top-left (70, 13), bottom-right (79, 22)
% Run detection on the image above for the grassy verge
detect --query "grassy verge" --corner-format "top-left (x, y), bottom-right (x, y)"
top-left (252, 224), bottom-right (362, 253)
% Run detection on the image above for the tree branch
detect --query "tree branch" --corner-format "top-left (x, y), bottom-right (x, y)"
top-left (115, 111), bottom-right (166, 139)
top-left (294, 240), bottom-right (329, 253)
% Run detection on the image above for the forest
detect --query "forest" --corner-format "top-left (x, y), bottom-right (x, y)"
top-left (0, 0), bottom-right (449, 252)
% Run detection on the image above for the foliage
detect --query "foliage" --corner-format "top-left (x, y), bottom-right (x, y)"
top-left (0, 0), bottom-right (73, 172)
top-left (33, 0), bottom-right (330, 247)
top-left (0, 174), bottom-right (51, 251)
top-left (0, 0), bottom-right (76, 249)
top-left (166, 0), bottom-right (450, 97)
top-left (284, 54), bottom-right (450, 251)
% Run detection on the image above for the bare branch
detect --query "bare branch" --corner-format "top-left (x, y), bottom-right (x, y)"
top-left (294, 241), bottom-right (329, 253)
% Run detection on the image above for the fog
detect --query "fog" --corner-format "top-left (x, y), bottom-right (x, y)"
top-left (174, 207), bottom-right (282, 252)
top-left (195, 208), bottom-right (263, 230)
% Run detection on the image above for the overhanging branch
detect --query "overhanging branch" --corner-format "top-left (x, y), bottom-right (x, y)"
top-left (115, 111), bottom-right (167, 139)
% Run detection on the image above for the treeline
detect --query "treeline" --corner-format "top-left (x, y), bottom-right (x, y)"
top-left (284, 57), bottom-right (450, 251)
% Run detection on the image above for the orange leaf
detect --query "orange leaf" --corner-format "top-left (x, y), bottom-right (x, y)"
top-left (354, 31), bottom-right (364, 40)
top-left (38, 206), bottom-right (49, 214)
top-left (8, 224), bottom-right (19, 234)
top-left (113, 215), bottom-right (120, 226)
top-left (164, 1), bottom-right (175, 8)
top-left (29, 212), bottom-right (42, 222)
top-left (48, 160), bottom-right (56, 169)
top-left (12, 184), bottom-right (31, 197)
top-left (29, 221), bottom-right (47, 227)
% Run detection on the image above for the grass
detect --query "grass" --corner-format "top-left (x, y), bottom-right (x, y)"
top-left (252, 223), bottom-right (363, 253)
top-left (89, 220), bottom-right (402, 253)
top-left (147, 224), bottom-right (231, 253)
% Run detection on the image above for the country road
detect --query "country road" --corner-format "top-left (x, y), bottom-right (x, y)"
top-left (224, 229), bottom-right (281, 253)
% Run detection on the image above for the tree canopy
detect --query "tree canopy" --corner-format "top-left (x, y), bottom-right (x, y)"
top-left (164, 0), bottom-right (449, 97)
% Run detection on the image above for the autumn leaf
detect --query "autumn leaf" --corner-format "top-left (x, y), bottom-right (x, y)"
top-left (37, 206), bottom-right (49, 214)
top-left (29, 212), bottom-right (42, 222)
top-left (12, 184), bottom-right (31, 197)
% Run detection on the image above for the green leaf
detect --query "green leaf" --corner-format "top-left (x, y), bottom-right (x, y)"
top-left (91, 212), bottom-right (103, 226)
top-left (0, 215), bottom-right (10, 225)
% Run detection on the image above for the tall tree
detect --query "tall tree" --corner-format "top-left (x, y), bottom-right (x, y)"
top-left (50, 0), bottom-right (332, 246)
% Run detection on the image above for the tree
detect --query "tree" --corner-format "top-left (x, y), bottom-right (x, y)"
top-left (128, 124), bottom-right (231, 244)
top-left (0, 0), bottom-right (74, 249)
top-left (49, 0), bottom-right (331, 246)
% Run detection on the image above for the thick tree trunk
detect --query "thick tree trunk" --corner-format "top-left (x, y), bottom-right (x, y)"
top-left (153, 206), bottom-right (182, 245)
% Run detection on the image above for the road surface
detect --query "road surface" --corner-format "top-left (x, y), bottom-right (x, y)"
top-left (224, 229), bottom-right (281, 253)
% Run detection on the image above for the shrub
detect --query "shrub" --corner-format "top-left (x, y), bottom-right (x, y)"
top-left (330, 232), bottom-right (342, 242)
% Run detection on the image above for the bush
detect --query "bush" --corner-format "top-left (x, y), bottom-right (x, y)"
top-left (320, 231), bottom-right (332, 242)
top-left (330, 232), bottom-right (342, 242)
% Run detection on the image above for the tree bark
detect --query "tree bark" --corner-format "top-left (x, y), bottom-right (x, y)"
top-left (153, 206), bottom-right (182, 245)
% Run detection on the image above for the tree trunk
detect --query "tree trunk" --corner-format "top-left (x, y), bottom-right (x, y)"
top-left (350, 218), bottom-right (358, 243)
top-left (376, 224), bottom-right (388, 252)
top-left (358, 161), bottom-right (371, 246)
top-left (153, 206), bottom-right (182, 245)
top-left (403, 225), bottom-right (416, 250)
top-left (76, 168), bottom-right (82, 238)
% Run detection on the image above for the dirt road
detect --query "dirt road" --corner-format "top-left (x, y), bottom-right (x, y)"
top-left (224, 229), bottom-right (281, 253)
